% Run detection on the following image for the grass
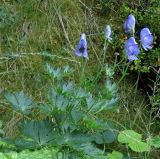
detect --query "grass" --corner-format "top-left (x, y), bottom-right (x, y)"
top-left (0, 0), bottom-right (160, 158)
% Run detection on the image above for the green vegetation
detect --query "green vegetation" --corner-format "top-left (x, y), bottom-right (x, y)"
top-left (0, 0), bottom-right (160, 159)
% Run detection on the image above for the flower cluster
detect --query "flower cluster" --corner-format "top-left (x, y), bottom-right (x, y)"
top-left (75, 25), bottom-right (112, 59)
top-left (75, 14), bottom-right (153, 62)
top-left (124, 14), bottom-right (153, 62)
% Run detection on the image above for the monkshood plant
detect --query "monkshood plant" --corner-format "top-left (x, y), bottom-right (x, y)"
top-left (124, 14), bottom-right (154, 63)
top-left (123, 14), bottom-right (156, 74)
top-left (2, 64), bottom-right (159, 159)
top-left (1, 64), bottom-right (120, 158)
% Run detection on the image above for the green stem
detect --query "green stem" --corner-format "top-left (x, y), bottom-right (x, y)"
top-left (118, 62), bottom-right (130, 84)
top-left (80, 58), bottom-right (88, 83)
top-left (103, 39), bottom-right (108, 64)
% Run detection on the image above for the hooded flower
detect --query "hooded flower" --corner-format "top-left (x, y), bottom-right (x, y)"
top-left (125, 37), bottom-right (140, 61)
top-left (124, 14), bottom-right (135, 34)
top-left (105, 25), bottom-right (112, 41)
top-left (140, 28), bottom-right (153, 51)
top-left (75, 33), bottom-right (88, 59)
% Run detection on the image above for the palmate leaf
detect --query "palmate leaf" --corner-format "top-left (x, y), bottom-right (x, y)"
top-left (15, 138), bottom-right (39, 150)
top-left (46, 63), bottom-right (62, 80)
top-left (93, 130), bottom-right (117, 144)
top-left (104, 98), bottom-right (118, 110)
top-left (55, 133), bottom-right (93, 146)
top-left (75, 87), bottom-right (87, 98)
top-left (4, 91), bottom-right (33, 114)
top-left (88, 100), bottom-right (104, 113)
top-left (46, 64), bottom-right (74, 81)
top-left (71, 106), bottom-right (83, 123)
top-left (39, 104), bottom-right (53, 115)
top-left (105, 80), bottom-right (117, 94)
top-left (77, 143), bottom-right (106, 158)
top-left (83, 117), bottom-right (112, 132)
top-left (56, 95), bottom-right (69, 111)
top-left (86, 93), bottom-right (95, 110)
top-left (48, 88), bottom-right (69, 111)
top-left (62, 81), bottom-right (74, 94)
top-left (88, 98), bottom-right (118, 113)
top-left (118, 130), bottom-right (150, 152)
top-left (22, 120), bottom-right (57, 146)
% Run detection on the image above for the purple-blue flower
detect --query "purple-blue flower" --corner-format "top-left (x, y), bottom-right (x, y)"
top-left (124, 14), bottom-right (135, 34)
top-left (140, 28), bottom-right (153, 51)
top-left (105, 25), bottom-right (112, 41)
top-left (75, 33), bottom-right (88, 59)
top-left (125, 37), bottom-right (140, 61)
top-left (127, 55), bottom-right (138, 61)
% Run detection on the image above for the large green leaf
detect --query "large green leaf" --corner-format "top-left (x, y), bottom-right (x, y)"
top-left (22, 120), bottom-right (57, 146)
top-left (128, 141), bottom-right (150, 152)
top-left (107, 151), bottom-right (123, 159)
top-left (4, 148), bottom-right (57, 159)
top-left (118, 130), bottom-right (150, 152)
top-left (147, 135), bottom-right (160, 148)
top-left (118, 130), bottom-right (142, 143)
top-left (0, 152), bottom-right (7, 159)
top-left (77, 143), bottom-right (105, 157)
top-left (4, 91), bottom-right (33, 114)
top-left (93, 130), bottom-right (117, 144)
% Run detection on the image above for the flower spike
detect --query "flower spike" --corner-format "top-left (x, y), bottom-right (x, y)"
top-left (75, 33), bottom-right (88, 59)
top-left (105, 25), bottom-right (112, 42)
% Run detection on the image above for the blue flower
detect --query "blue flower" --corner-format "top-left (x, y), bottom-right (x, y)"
top-left (124, 14), bottom-right (135, 34)
top-left (75, 33), bottom-right (88, 59)
top-left (125, 37), bottom-right (140, 61)
top-left (105, 25), bottom-right (112, 41)
top-left (127, 55), bottom-right (138, 61)
top-left (140, 28), bottom-right (153, 51)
